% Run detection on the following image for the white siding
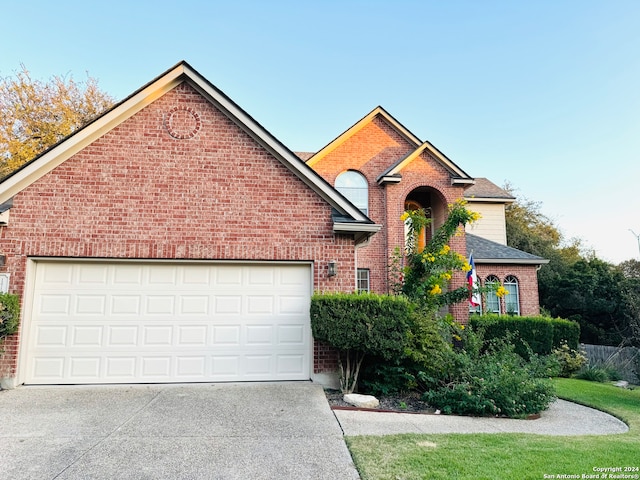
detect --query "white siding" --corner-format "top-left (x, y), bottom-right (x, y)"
top-left (466, 202), bottom-right (508, 245)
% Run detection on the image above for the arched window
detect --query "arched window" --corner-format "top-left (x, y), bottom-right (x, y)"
top-left (485, 275), bottom-right (501, 314)
top-left (335, 171), bottom-right (368, 215)
top-left (504, 275), bottom-right (520, 315)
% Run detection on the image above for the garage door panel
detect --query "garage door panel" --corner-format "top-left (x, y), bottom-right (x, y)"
top-left (72, 326), bottom-right (102, 346)
top-left (24, 262), bottom-right (311, 384)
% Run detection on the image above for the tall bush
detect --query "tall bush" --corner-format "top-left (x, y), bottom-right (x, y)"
top-left (310, 293), bottom-right (413, 393)
top-left (0, 292), bottom-right (20, 339)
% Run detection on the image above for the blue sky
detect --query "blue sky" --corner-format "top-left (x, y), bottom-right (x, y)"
top-left (3, 0), bottom-right (639, 263)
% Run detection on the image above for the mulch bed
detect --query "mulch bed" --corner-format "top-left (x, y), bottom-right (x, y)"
top-left (324, 389), bottom-right (542, 419)
top-left (324, 389), bottom-right (436, 414)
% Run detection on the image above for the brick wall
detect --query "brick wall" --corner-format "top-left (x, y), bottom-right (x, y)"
top-left (475, 264), bottom-right (542, 316)
top-left (0, 83), bottom-right (357, 379)
top-left (311, 116), bottom-right (416, 294)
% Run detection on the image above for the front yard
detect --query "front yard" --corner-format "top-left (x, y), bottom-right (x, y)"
top-left (346, 378), bottom-right (640, 480)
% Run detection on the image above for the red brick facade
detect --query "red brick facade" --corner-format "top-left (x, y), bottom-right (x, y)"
top-left (0, 80), bottom-right (361, 382)
top-left (309, 109), bottom-right (544, 325)
top-left (475, 265), bottom-right (542, 317)
top-left (0, 65), bottom-right (544, 385)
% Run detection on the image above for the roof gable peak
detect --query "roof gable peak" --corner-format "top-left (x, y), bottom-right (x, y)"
top-left (306, 106), bottom-right (422, 167)
top-left (0, 62), bottom-right (379, 239)
top-left (377, 140), bottom-right (473, 185)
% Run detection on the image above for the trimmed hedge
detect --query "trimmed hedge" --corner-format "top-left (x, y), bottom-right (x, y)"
top-left (469, 314), bottom-right (580, 357)
top-left (310, 292), bottom-right (413, 360)
top-left (0, 292), bottom-right (20, 339)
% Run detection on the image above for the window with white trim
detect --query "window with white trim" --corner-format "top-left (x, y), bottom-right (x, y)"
top-left (336, 171), bottom-right (368, 215)
top-left (357, 268), bottom-right (370, 293)
top-left (504, 275), bottom-right (520, 315)
top-left (485, 275), bottom-right (501, 314)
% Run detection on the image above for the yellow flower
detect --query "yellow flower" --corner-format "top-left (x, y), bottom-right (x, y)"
top-left (441, 272), bottom-right (452, 281)
top-left (429, 284), bottom-right (442, 295)
top-left (439, 245), bottom-right (451, 255)
top-left (460, 325), bottom-right (465, 330)
top-left (400, 212), bottom-right (410, 221)
top-left (496, 286), bottom-right (509, 298)
top-left (461, 262), bottom-right (471, 272)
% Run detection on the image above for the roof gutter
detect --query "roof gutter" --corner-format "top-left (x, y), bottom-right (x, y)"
top-left (474, 258), bottom-right (550, 265)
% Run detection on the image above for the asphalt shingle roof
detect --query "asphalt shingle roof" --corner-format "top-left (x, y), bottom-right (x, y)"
top-left (464, 178), bottom-right (515, 201)
top-left (466, 233), bottom-right (548, 264)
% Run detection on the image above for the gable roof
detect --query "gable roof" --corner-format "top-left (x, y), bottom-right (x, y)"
top-left (464, 178), bottom-right (515, 203)
top-left (467, 233), bottom-right (548, 265)
top-left (0, 61), bottom-right (380, 242)
top-left (377, 140), bottom-right (474, 185)
top-left (305, 106), bottom-right (422, 168)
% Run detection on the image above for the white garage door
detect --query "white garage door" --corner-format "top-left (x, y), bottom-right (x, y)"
top-left (22, 261), bottom-right (312, 384)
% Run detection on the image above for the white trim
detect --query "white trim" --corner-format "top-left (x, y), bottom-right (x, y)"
top-left (0, 62), bottom-right (373, 228)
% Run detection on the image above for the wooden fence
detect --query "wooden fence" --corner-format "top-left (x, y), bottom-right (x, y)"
top-left (581, 343), bottom-right (639, 384)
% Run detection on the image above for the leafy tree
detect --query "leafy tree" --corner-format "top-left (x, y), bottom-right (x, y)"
top-left (0, 65), bottom-right (114, 177)
top-left (543, 258), bottom-right (629, 345)
top-left (618, 260), bottom-right (640, 348)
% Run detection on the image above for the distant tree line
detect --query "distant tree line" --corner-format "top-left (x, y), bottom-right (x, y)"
top-left (505, 183), bottom-right (640, 348)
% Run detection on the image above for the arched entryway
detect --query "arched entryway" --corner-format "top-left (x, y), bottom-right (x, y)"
top-left (403, 187), bottom-right (448, 249)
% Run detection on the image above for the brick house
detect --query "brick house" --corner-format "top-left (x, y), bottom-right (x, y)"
top-left (304, 107), bottom-right (547, 319)
top-left (0, 62), bottom-right (545, 388)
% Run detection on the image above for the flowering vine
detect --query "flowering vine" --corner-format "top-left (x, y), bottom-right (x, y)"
top-left (392, 199), bottom-right (481, 310)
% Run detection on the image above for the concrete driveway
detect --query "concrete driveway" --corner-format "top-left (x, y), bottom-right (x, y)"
top-left (0, 382), bottom-right (359, 480)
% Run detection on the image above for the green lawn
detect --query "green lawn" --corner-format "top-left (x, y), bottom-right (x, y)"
top-left (346, 379), bottom-right (640, 480)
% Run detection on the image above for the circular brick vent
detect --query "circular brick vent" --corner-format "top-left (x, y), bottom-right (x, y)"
top-left (165, 107), bottom-right (201, 139)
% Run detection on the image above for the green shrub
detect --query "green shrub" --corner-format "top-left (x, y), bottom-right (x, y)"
top-left (310, 292), bottom-right (413, 393)
top-left (422, 334), bottom-right (556, 418)
top-left (469, 314), bottom-right (580, 358)
top-left (575, 366), bottom-right (610, 383)
top-left (551, 319), bottom-right (581, 350)
top-left (601, 366), bottom-right (623, 381)
top-left (552, 342), bottom-right (588, 377)
top-left (359, 362), bottom-right (418, 396)
top-left (360, 308), bottom-right (454, 396)
top-left (0, 292), bottom-right (20, 339)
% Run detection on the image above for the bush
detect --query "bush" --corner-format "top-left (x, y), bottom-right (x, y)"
top-left (0, 292), bottom-right (20, 339)
top-left (469, 314), bottom-right (580, 358)
top-left (310, 292), bottom-right (413, 393)
top-left (360, 308), bottom-right (453, 396)
top-left (552, 342), bottom-right (588, 377)
top-left (575, 366), bottom-right (611, 383)
top-left (422, 333), bottom-right (556, 418)
top-left (359, 362), bottom-right (418, 397)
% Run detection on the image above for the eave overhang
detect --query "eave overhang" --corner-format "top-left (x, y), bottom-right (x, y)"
top-left (333, 221), bottom-right (382, 245)
top-left (473, 258), bottom-right (550, 265)
top-left (0, 61), bottom-right (375, 235)
top-left (377, 141), bottom-right (473, 185)
top-left (465, 196), bottom-right (516, 204)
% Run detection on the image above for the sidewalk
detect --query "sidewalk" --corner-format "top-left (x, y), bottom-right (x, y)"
top-left (333, 399), bottom-right (629, 436)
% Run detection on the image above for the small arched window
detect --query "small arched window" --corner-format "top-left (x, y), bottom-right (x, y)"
top-left (335, 171), bottom-right (368, 215)
top-left (504, 275), bottom-right (520, 315)
top-left (485, 275), bottom-right (501, 314)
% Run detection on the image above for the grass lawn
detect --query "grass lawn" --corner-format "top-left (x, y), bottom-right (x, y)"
top-left (346, 378), bottom-right (640, 480)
